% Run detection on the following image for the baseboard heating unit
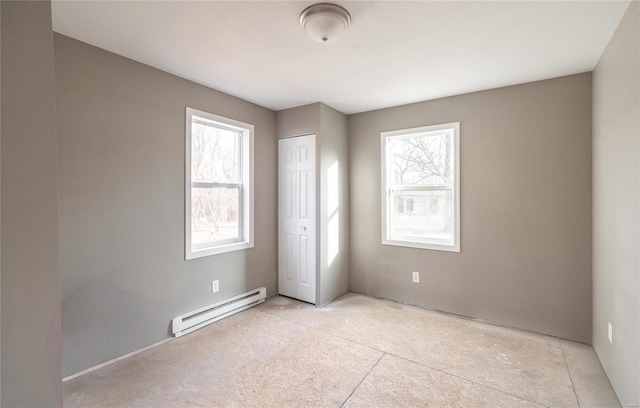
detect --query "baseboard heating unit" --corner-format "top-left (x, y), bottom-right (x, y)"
top-left (172, 287), bottom-right (266, 337)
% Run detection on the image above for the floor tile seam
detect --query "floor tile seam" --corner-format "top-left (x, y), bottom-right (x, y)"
top-left (386, 352), bottom-right (552, 408)
top-left (256, 308), bottom-right (555, 408)
top-left (254, 306), bottom-right (567, 408)
top-left (339, 352), bottom-right (387, 408)
top-left (255, 305), bottom-right (461, 358)
top-left (257, 301), bottom-right (565, 353)
top-left (559, 342), bottom-right (582, 408)
top-left (564, 342), bottom-right (623, 408)
top-left (254, 308), bottom-right (390, 355)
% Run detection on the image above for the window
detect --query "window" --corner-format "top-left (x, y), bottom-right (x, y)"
top-left (185, 107), bottom-right (253, 259)
top-left (381, 122), bottom-right (460, 252)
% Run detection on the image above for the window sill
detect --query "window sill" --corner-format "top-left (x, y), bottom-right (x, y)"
top-left (186, 240), bottom-right (254, 260)
top-left (382, 238), bottom-right (460, 253)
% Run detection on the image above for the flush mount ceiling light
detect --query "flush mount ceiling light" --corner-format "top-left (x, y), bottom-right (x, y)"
top-left (300, 3), bottom-right (351, 43)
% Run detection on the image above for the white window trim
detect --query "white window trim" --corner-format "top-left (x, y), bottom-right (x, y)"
top-left (185, 107), bottom-right (254, 260)
top-left (381, 122), bottom-right (460, 252)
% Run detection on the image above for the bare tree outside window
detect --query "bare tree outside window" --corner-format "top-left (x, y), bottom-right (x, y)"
top-left (191, 121), bottom-right (242, 246)
top-left (382, 123), bottom-right (460, 252)
top-left (185, 107), bottom-right (253, 260)
top-left (391, 133), bottom-right (453, 186)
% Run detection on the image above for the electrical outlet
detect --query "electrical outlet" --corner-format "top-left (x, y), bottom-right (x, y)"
top-left (412, 272), bottom-right (420, 283)
top-left (212, 280), bottom-right (219, 293)
top-left (608, 322), bottom-right (613, 344)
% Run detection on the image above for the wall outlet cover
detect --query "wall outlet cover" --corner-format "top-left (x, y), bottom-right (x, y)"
top-left (212, 280), bottom-right (220, 293)
top-left (412, 272), bottom-right (420, 283)
top-left (608, 322), bottom-right (613, 344)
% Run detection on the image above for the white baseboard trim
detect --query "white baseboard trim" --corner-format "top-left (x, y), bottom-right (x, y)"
top-left (63, 337), bottom-right (173, 382)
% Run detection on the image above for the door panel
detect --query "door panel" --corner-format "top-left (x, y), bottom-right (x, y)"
top-left (299, 235), bottom-right (309, 285)
top-left (285, 172), bottom-right (294, 218)
top-left (299, 170), bottom-right (308, 219)
top-left (278, 134), bottom-right (316, 304)
top-left (284, 233), bottom-right (295, 282)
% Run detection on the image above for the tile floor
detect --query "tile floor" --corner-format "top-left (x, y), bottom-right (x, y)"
top-left (64, 293), bottom-right (621, 407)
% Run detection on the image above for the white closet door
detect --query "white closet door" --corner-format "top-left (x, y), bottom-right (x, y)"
top-left (278, 134), bottom-right (316, 304)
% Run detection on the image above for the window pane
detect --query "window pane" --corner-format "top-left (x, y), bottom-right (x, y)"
top-left (389, 131), bottom-right (453, 186)
top-left (191, 121), bottom-right (241, 183)
top-left (389, 189), bottom-right (453, 242)
top-left (191, 187), bottom-right (240, 246)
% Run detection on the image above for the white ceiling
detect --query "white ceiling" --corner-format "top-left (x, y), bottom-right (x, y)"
top-left (51, 1), bottom-right (630, 115)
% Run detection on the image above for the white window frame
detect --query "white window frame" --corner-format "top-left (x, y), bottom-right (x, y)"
top-left (185, 107), bottom-right (254, 259)
top-left (381, 122), bottom-right (460, 252)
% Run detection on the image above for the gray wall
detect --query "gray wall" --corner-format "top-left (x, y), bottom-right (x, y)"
top-left (276, 103), bottom-right (350, 306)
top-left (54, 34), bottom-right (278, 377)
top-left (318, 104), bottom-right (349, 305)
top-left (592, 1), bottom-right (639, 406)
top-left (349, 73), bottom-right (593, 343)
top-left (276, 103), bottom-right (321, 139)
top-left (1, 1), bottom-right (63, 406)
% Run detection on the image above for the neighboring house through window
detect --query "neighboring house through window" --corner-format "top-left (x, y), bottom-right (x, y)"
top-left (185, 107), bottom-right (254, 259)
top-left (381, 122), bottom-right (460, 252)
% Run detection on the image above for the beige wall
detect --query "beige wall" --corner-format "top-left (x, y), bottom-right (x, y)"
top-left (276, 103), bottom-right (350, 305)
top-left (54, 34), bottom-right (278, 377)
top-left (1, 1), bottom-right (62, 406)
top-left (592, 1), bottom-right (639, 406)
top-left (349, 73), bottom-right (593, 342)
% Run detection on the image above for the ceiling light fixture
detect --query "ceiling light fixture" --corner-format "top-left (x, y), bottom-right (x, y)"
top-left (300, 3), bottom-right (351, 43)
